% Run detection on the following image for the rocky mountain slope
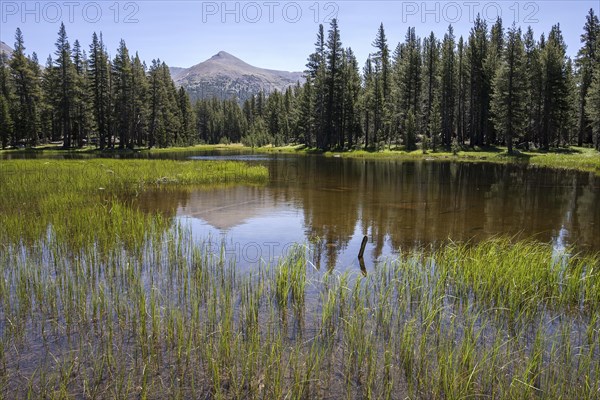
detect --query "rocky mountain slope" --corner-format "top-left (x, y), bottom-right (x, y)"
top-left (171, 51), bottom-right (303, 103)
top-left (0, 41), bottom-right (13, 57)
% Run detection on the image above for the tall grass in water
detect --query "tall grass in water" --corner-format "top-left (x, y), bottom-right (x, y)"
top-left (1, 228), bottom-right (599, 398)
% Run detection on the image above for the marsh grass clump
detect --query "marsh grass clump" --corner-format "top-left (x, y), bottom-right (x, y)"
top-left (1, 231), bottom-right (599, 399)
top-left (274, 245), bottom-right (307, 310)
top-left (0, 159), bottom-right (268, 248)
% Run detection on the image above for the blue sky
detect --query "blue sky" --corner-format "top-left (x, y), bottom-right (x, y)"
top-left (1, 1), bottom-right (598, 71)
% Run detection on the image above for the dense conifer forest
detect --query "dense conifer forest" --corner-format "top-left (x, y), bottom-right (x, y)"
top-left (1, 10), bottom-right (599, 153)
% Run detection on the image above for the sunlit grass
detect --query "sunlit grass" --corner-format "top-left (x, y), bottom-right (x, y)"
top-left (0, 159), bottom-right (268, 248)
top-left (0, 233), bottom-right (598, 398)
top-left (0, 143), bottom-right (248, 155)
top-left (322, 146), bottom-right (600, 174)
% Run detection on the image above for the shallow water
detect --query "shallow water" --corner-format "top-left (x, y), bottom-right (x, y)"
top-left (134, 151), bottom-right (600, 271)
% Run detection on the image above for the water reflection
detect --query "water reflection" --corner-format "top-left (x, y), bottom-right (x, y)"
top-left (136, 155), bottom-right (600, 272)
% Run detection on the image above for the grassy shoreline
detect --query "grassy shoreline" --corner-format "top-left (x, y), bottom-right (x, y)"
top-left (3, 143), bottom-right (598, 175)
top-left (0, 158), bottom-right (268, 247)
top-left (257, 144), bottom-right (600, 175)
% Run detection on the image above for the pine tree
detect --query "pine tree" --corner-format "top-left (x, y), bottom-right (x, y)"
top-left (113, 40), bottom-right (133, 149)
top-left (298, 78), bottom-right (314, 146)
top-left (343, 48), bottom-right (362, 148)
top-left (224, 98), bottom-right (246, 143)
top-left (0, 52), bottom-right (12, 147)
top-left (88, 33), bottom-right (111, 149)
top-left (429, 100), bottom-right (441, 151)
top-left (41, 55), bottom-right (59, 142)
top-left (371, 54), bottom-right (383, 147)
top-left (324, 18), bottom-right (344, 150)
top-left (306, 24), bottom-right (327, 148)
top-left (10, 28), bottom-right (41, 146)
top-left (0, 94), bottom-right (11, 148)
top-left (29, 53), bottom-right (51, 144)
top-left (523, 27), bottom-right (542, 149)
top-left (440, 25), bottom-right (456, 147)
top-left (178, 86), bottom-right (195, 145)
top-left (371, 23), bottom-right (391, 146)
top-left (540, 24), bottom-right (569, 150)
top-left (256, 91), bottom-right (265, 119)
top-left (485, 18), bottom-right (504, 144)
top-left (560, 58), bottom-right (579, 147)
top-left (148, 60), bottom-right (180, 147)
top-left (283, 86), bottom-right (297, 144)
top-left (163, 62), bottom-right (182, 146)
top-left (363, 56), bottom-right (375, 148)
top-left (0, 52), bottom-right (13, 149)
top-left (560, 58), bottom-right (578, 146)
top-left (422, 31), bottom-right (440, 145)
top-left (456, 36), bottom-right (468, 144)
top-left (586, 65), bottom-right (600, 150)
top-left (131, 53), bottom-right (149, 146)
top-left (266, 90), bottom-right (284, 145)
top-left (54, 23), bottom-right (76, 148)
top-left (394, 27), bottom-right (422, 146)
top-left (467, 15), bottom-right (489, 146)
top-left (405, 109), bottom-right (416, 150)
top-left (576, 9), bottom-right (600, 146)
top-left (72, 40), bottom-right (93, 147)
top-left (242, 97), bottom-right (254, 128)
top-left (148, 59), bottom-right (166, 148)
top-left (491, 25), bottom-right (527, 153)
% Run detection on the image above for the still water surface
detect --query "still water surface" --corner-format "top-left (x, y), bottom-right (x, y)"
top-left (135, 151), bottom-right (600, 271)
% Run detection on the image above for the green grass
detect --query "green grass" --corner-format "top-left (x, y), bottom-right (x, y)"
top-left (0, 159), bottom-right (268, 248)
top-left (315, 145), bottom-right (600, 174)
top-left (0, 143), bottom-right (247, 155)
top-left (0, 231), bottom-right (598, 398)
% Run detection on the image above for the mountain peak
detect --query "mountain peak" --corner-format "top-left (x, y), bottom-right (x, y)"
top-left (211, 51), bottom-right (237, 60)
top-left (172, 52), bottom-right (304, 103)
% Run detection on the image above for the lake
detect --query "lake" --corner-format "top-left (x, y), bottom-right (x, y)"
top-left (132, 151), bottom-right (600, 272)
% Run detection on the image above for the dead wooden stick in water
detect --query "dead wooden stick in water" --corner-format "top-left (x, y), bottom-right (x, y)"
top-left (358, 235), bottom-right (368, 276)
top-left (358, 235), bottom-right (368, 259)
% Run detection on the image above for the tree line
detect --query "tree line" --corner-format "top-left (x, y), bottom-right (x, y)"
top-left (0, 23), bottom-right (195, 149)
top-left (1, 11), bottom-right (600, 152)
top-left (204, 10), bottom-right (600, 153)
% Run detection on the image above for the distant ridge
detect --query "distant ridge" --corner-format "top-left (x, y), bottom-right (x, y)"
top-left (170, 51), bottom-right (304, 103)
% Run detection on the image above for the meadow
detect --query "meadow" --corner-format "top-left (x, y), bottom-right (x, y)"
top-left (0, 159), bottom-right (599, 398)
